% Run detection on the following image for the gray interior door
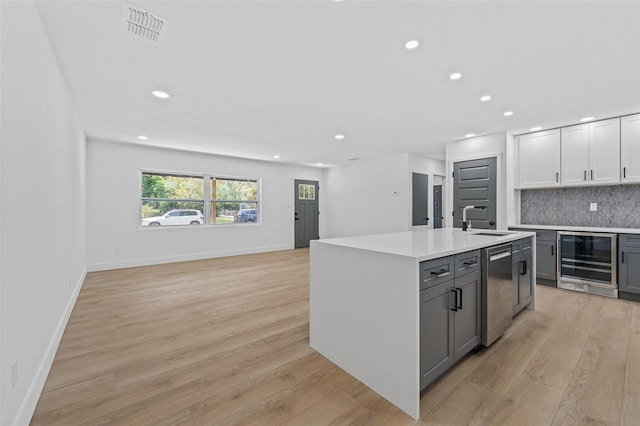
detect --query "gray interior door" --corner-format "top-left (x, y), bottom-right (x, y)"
top-left (412, 173), bottom-right (429, 226)
top-left (433, 184), bottom-right (443, 229)
top-left (294, 179), bottom-right (319, 248)
top-left (453, 157), bottom-right (497, 229)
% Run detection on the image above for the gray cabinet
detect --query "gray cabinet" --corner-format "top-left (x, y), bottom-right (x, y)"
top-left (512, 238), bottom-right (533, 315)
top-left (619, 234), bottom-right (640, 300)
top-left (420, 280), bottom-right (454, 389)
top-left (453, 270), bottom-right (482, 359)
top-left (535, 230), bottom-right (557, 286)
top-left (420, 255), bottom-right (481, 390)
top-left (510, 228), bottom-right (557, 286)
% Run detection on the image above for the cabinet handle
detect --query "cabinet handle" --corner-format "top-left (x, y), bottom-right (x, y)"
top-left (551, 246), bottom-right (554, 256)
top-left (430, 269), bottom-right (450, 278)
top-left (624, 167), bottom-right (627, 179)
top-left (622, 251), bottom-right (625, 263)
top-left (556, 172), bottom-right (559, 182)
top-left (457, 288), bottom-right (463, 309)
top-left (520, 260), bottom-right (528, 276)
top-left (584, 170), bottom-right (587, 181)
top-left (462, 260), bottom-right (477, 266)
top-left (591, 170), bottom-right (594, 180)
top-left (450, 289), bottom-right (458, 312)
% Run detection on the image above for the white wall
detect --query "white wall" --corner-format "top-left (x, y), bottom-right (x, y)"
top-left (1, 2), bottom-right (87, 424)
top-left (86, 140), bottom-right (324, 270)
top-left (323, 153), bottom-right (445, 238)
top-left (445, 132), bottom-right (508, 229)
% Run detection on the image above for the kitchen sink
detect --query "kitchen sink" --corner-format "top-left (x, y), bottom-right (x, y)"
top-left (470, 232), bottom-right (512, 237)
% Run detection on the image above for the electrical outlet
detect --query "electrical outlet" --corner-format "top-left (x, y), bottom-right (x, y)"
top-left (590, 202), bottom-right (598, 212)
top-left (392, 191), bottom-right (400, 196)
top-left (11, 361), bottom-right (18, 388)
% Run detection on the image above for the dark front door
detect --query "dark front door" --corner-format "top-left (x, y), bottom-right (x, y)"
top-left (453, 157), bottom-right (497, 229)
top-left (294, 179), bottom-right (319, 248)
top-left (433, 184), bottom-right (443, 229)
top-left (412, 173), bottom-right (429, 226)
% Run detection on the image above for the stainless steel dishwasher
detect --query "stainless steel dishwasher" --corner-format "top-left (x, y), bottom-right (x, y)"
top-left (482, 243), bottom-right (513, 346)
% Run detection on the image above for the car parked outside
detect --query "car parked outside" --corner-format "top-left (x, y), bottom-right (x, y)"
top-left (141, 209), bottom-right (204, 226)
top-left (234, 209), bottom-right (258, 223)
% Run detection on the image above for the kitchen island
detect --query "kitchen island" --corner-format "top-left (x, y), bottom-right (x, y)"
top-left (309, 228), bottom-right (535, 419)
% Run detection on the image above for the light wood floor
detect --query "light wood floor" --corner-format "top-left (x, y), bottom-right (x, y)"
top-left (32, 249), bottom-right (640, 425)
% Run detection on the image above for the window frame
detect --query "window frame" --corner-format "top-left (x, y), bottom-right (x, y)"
top-left (139, 169), bottom-right (262, 228)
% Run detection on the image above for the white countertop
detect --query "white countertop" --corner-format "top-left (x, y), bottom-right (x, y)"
top-left (509, 224), bottom-right (640, 235)
top-left (313, 228), bottom-right (535, 262)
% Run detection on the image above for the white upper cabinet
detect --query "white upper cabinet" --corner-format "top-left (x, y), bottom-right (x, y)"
top-left (589, 118), bottom-right (620, 185)
top-left (517, 129), bottom-right (561, 189)
top-left (621, 114), bottom-right (640, 183)
top-left (561, 124), bottom-right (590, 186)
top-left (561, 118), bottom-right (620, 186)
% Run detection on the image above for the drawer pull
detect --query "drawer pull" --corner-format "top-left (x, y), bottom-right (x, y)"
top-left (462, 261), bottom-right (477, 266)
top-left (430, 269), bottom-right (450, 278)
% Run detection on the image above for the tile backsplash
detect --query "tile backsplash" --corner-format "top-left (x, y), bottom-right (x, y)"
top-left (521, 185), bottom-right (640, 228)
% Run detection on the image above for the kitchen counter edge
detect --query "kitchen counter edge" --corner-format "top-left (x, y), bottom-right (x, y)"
top-left (311, 229), bottom-right (536, 263)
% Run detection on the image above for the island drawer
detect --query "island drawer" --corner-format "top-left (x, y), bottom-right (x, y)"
top-left (454, 250), bottom-right (480, 277)
top-left (420, 256), bottom-right (454, 290)
top-left (512, 238), bottom-right (532, 258)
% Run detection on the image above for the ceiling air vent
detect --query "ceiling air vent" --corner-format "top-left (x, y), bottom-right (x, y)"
top-left (120, 3), bottom-right (166, 43)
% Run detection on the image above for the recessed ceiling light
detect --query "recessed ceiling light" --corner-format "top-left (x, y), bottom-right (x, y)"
top-left (335, 134), bottom-right (345, 140)
top-left (480, 95), bottom-right (491, 102)
top-left (465, 133), bottom-right (476, 138)
top-left (405, 40), bottom-right (419, 50)
top-left (316, 163), bottom-right (324, 167)
top-left (530, 126), bottom-right (542, 131)
top-left (273, 155), bottom-right (280, 159)
top-left (137, 135), bottom-right (148, 140)
top-left (503, 111), bottom-right (514, 117)
top-left (151, 90), bottom-right (170, 99)
top-left (450, 72), bottom-right (462, 80)
top-left (580, 116), bottom-right (595, 122)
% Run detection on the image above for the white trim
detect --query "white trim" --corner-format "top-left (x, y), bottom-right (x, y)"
top-left (87, 244), bottom-right (292, 272)
top-left (11, 267), bottom-right (87, 426)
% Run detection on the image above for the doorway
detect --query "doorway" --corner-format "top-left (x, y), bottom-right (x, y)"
top-left (294, 179), bottom-right (319, 248)
top-left (412, 173), bottom-right (429, 226)
top-left (453, 157), bottom-right (497, 230)
top-left (433, 183), bottom-right (443, 229)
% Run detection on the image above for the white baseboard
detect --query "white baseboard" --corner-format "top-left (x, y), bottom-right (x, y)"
top-left (87, 244), bottom-right (293, 272)
top-left (12, 266), bottom-right (87, 426)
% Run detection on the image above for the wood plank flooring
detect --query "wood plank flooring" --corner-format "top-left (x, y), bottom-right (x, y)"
top-left (32, 249), bottom-right (640, 425)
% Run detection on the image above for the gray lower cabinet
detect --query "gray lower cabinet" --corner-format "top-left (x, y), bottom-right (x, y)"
top-left (453, 270), bottom-right (482, 358)
top-left (510, 228), bottom-right (557, 285)
top-left (419, 280), bottom-right (454, 389)
top-left (420, 258), bottom-right (481, 390)
top-left (512, 238), bottom-right (533, 315)
top-left (619, 234), bottom-right (640, 299)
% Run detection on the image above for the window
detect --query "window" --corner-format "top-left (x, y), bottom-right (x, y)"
top-left (298, 183), bottom-right (316, 200)
top-left (210, 178), bottom-right (259, 224)
top-left (140, 172), bottom-right (260, 227)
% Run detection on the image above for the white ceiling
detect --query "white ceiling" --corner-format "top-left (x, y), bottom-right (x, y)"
top-left (35, 0), bottom-right (640, 166)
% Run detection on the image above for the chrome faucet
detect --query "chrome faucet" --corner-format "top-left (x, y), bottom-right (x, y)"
top-left (462, 205), bottom-right (487, 231)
